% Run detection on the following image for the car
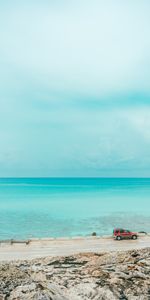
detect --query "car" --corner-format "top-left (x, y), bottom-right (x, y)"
top-left (113, 228), bottom-right (138, 240)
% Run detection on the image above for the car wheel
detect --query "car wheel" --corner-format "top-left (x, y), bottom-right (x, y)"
top-left (116, 236), bottom-right (122, 240)
top-left (132, 235), bottom-right (137, 240)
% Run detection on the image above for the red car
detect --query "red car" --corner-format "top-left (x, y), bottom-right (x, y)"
top-left (113, 228), bottom-right (138, 240)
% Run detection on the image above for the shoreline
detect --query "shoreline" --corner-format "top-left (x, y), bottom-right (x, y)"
top-left (0, 247), bottom-right (150, 299)
top-left (0, 234), bottom-right (150, 262)
top-left (0, 231), bottom-right (149, 242)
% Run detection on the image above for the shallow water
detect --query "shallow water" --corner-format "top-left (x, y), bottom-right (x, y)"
top-left (0, 178), bottom-right (150, 239)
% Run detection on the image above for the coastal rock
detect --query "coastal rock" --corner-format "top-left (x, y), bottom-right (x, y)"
top-left (9, 283), bottom-right (69, 300)
top-left (0, 248), bottom-right (150, 299)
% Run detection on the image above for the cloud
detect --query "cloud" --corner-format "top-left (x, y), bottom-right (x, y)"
top-left (0, 103), bottom-right (150, 176)
top-left (0, 0), bottom-right (150, 98)
top-left (0, 0), bottom-right (150, 176)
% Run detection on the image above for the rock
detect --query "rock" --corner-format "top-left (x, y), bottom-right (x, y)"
top-left (96, 287), bottom-right (119, 300)
top-left (9, 283), bottom-right (69, 300)
top-left (0, 248), bottom-right (150, 299)
top-left (91, 232), bottom-right (97, 236)
top-left (32, 272), bottom-right (47, 282)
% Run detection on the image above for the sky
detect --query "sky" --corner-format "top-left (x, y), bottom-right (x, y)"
top-left (0, 0), bottom-right (150, 177)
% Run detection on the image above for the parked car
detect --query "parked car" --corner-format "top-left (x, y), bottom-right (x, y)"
top-left (113, 228), bottom-right (138, 240)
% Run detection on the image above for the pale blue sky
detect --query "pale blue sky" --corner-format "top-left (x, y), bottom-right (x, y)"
top-left (0, 0), bottom-right (150, 177)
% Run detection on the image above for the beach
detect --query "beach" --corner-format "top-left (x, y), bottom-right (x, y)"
top-left (1, 0), bottom-right (150, 297)
top-left (0, 235), bottom-right (150, 261)
top-left (0, 179), bottom-right (150, 299)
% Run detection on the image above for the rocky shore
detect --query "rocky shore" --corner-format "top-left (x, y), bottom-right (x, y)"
top-left (0, 248), bottom-right (150, 300)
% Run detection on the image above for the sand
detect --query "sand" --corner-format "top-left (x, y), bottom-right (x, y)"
top-left (0, 234), bottom-right (150, 261)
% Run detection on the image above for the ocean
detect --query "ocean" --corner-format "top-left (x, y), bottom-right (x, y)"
top-left (0, 178), bottom-right (150, 240)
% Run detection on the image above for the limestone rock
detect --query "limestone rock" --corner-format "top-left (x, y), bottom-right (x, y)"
top-left (0, 248), bottom-right (150, 299)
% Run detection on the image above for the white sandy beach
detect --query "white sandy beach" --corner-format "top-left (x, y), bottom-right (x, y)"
top-left (0, 235), bottom-right (150, 261)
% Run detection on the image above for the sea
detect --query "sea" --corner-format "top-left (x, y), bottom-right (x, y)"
top-left (0, 177), bottom-right (150, 240)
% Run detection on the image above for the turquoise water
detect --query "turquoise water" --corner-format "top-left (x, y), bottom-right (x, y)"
top-left (0, 178), bottom-right (150, 239)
